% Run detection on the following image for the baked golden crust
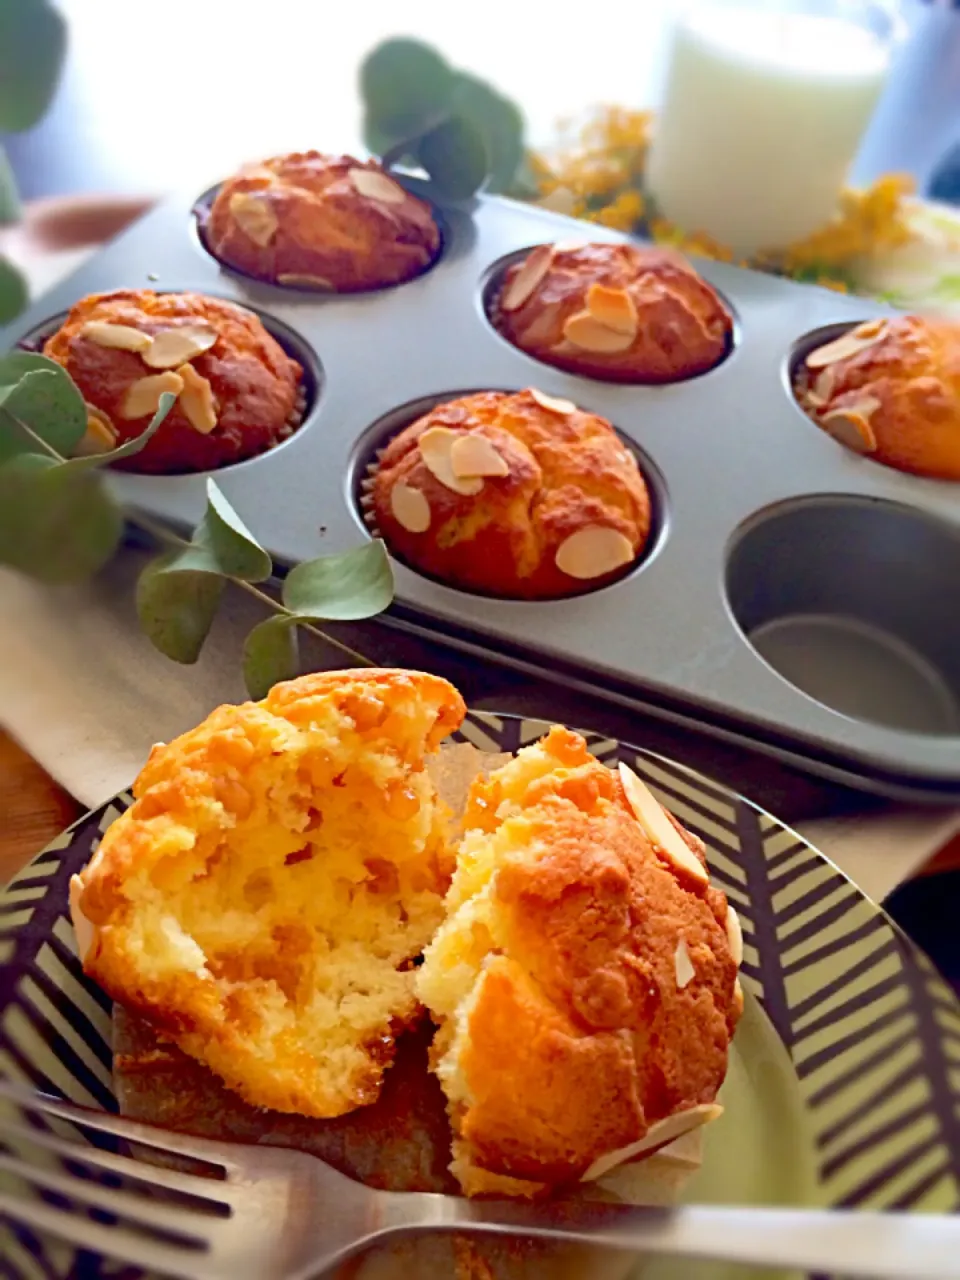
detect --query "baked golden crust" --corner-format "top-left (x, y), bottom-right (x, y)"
top-left (493, 242), bottom-right (733, 383)
top-left (71, 669), bottom-right (466, 1118)
top-left (205, 151), bottom-right (441, 292)
top-left (44, 289), bottom-right (303, 474)
top-left (417, 726), bottom-right (740, 1190)
top-left (371, 389), bottom-right (652, 599)
top-left (793, 315), bottom-right (960, 481)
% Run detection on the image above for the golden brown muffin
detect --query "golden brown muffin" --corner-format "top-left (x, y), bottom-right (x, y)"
top-left (70, 669), bottom-right (466, 1118)
top-left (793, 315), bottom-right (960, 481)
top-left (417, 726), bottom-right (741, 1194)
top-left (493, 242), bottom-right (733, 383)
top-left (44, 289), bottom-right (303, 474)
top-left (204, 151), bottom-right (441, 292)
top-left (370, 389), bottom-right (652, 599)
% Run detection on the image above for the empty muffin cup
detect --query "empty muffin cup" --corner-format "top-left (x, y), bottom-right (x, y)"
top-left (726, 496), bottom-right (960, 736)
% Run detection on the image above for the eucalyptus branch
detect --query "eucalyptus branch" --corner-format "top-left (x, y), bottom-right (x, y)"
top-left (131, 509), bottom-right (376, 669)
top-left (0, 360), bottom-right (394, 698)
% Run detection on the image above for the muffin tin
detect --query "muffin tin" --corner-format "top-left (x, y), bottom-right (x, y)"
top-left (4, 177), bottom-right (959, 801)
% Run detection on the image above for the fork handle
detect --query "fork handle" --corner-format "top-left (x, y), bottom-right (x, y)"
top-left (437, 1201), bottom-right (960, 1279)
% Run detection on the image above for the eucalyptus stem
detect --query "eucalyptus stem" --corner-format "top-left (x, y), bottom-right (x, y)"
top-left (131, 510), bottom-right (376, 670)
top-left (3, 410), bottom-right (64, 460)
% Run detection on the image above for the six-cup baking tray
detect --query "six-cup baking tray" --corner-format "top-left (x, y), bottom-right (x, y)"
top-left (4, 179), bottom-right (959, 802)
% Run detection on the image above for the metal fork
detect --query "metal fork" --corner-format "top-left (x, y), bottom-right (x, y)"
top-left (1, 1081), bottom-right (958, 1280)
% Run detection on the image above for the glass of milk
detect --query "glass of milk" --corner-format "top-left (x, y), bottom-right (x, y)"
top-left (646, 0), bottom-right (904, 257)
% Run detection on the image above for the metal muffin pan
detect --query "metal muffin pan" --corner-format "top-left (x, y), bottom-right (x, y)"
top-left (4, 179), bottom-right (959, 800)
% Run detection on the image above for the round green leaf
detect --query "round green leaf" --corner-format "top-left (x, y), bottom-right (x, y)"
top-left (360, 38), bottom-right (455, 142)
top-left (164, 479), bottom-right (272, 582)
top-left (136, 554), bottom-right (225, 664)
top-left (0, 255), bottom-right (28, 325)
top-left (0, 367), bottom-right (87, 463)
top-left (452, 73), bottom-right (524, 192)
top-left (62, 391), bottom-right (176, 471)
top-left (415, 115), bottom-right (489, 200)
top-left (282, 539), bottom-right (394, 621)
top-left (0, 0), bottom-right (67, 132)
top-left (242, 615), bottom-right (300, 700)
top-left (0, 146), bottom-right (21, 225)
top-left (0, 454), bottom-right (123, 583)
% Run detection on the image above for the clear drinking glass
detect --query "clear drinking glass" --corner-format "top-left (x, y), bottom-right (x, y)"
top-left (645, 0), bottom-right (905, 255)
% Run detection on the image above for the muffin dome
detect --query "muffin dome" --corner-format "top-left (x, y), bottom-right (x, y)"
top-left (493, 242), bottom-right (732, 383)
top-left (794, 315), bottom-right (960, 481)
top-left (204, 151), bottom-right (441, 292)
top-left (418, 726), bottom-right (741, 1194)
top-left (44, 289), bottom-right (303, 474)
top-left (371, 388), bottom-right (652, 599)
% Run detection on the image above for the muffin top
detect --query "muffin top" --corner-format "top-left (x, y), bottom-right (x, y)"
top-left (204, 151), bottom-right (441, 292)
top-left (371, 388), bottom-right (652, 599)
top-left (44, 289), bottom-right (303, 474)
top-left (794, 314), bottom-right (960, 481)
top-left (70, 669), bottom-right (465, 1119)
top-left (418, 726), bottom-right (741, 1193)
top-left (493, 242), bottom-right (732, 383)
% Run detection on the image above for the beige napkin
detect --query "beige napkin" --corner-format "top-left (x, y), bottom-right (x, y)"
top-left (1, 553), bottom-right (957, 903)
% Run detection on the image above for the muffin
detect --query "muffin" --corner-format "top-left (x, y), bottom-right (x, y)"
top-left (69, 669), bottom-right (466, 1118)
top-left (370, 388), bottom-right (652, 598)
top-left (203, 151), bottom-right (441, 292)
top-left (417, 726), bottom-right (741, 1195)
top-left (44, 289), bottom-right (304, 474)
top-left (493, 242), bottom-right (733, 383)
top-left (794, 315), bottom-right (960, 481)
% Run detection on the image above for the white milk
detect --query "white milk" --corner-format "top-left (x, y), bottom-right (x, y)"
top-left (646, 4), bottom-right (891, 256)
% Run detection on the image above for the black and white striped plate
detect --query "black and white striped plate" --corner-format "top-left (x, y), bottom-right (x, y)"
top-left (2, 711), bottom-right (959, 1280)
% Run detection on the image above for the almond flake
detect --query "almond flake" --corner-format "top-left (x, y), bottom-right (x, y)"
top-left (733, 978), bottom-right (744, 1016)
top-left (805, 328), bottom-right (883, 369)
top-left (74, 406), bottom-right (118, 456)
top-left (390, 483), bottom-right (431, 533)
top-left (563, 309), bottom-right (635, 353)
top-left (725, 906), bottom-right (743, 968)
top-left (177, 364), bottom-right (217, 434)
top-left (853, 317), bottom-right (887, 339)
top-left (675, 938), bottom-right (696, 990)
top-left (81, 321), bottom-right (152, 352)
top-left (618, 762), bottom-right (710, 886)
top-left (348, 167), bottom-right (406, 204)
top-left (581, 1104), bottom-right (723, 1182)
top-left (69, 875), bottom-right (97, 965)
top-left (142, 324), bottom-right (217, 370)
top-left (418, 427), bottom-right (483, 496)
top-left (277, 273), bottom-right (336, 290)
top-left (530, 388), bottom-right (577, 416)
top-left (450, 434), bottom-right (508, 479)
top-left (228, 191), bottom-right (279, 246)
top-left (585, 283), bottom-right (639, 336)
top-left (813, 366), bottom-right (837, 401)
top-left (555, 526), bottom-right (635, 580)
top-left (120, 371), bottom-right (184, 420)
top-left (821, 400), bottom-right (880, 454)
top-left (501, 244), bottom-right (554, 312)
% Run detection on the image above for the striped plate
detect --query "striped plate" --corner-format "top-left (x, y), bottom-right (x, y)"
top-left (2, 710), bottom-right (959, 1280)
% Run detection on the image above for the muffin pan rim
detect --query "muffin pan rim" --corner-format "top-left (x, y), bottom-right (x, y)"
top-left (2, 185), bottom-right (959, 796)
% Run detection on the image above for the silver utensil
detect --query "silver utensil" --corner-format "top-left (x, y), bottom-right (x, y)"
top-left (1, 1080), bottom-right (957, 1279)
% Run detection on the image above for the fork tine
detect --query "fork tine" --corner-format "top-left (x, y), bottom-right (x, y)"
top-left (0, 1080), bottom-right (238, 1170)
top-left (0, 1119), bottom-right (239, 1204)
top-left (0, 1191), bottom-right (214, 1280)
top-left (0, 1151), bottom-right (217, 1238)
